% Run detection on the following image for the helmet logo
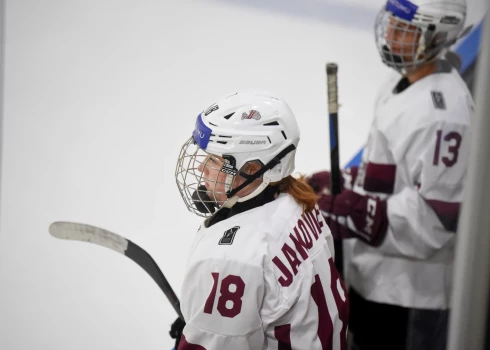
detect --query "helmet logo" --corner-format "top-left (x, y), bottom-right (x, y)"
top-left (241, 110), bottom-right (262, 121)
top-left (440, 16), bottom-right (460, 25)
top-left (239, 140), bottom-right (267, 145)
top-left (386, 0), bottom-right (418, 21)
top-left (221, 163), bottom-right (237, 176)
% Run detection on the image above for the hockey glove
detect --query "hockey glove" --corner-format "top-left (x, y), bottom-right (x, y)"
top-left (318, 189), bottom-right (388, 247)
top-left (169, 317), bottom-right (185, 349)
top-left (307, 167), bottom-right (359, 195)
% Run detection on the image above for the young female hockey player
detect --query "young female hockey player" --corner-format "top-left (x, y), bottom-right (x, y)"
top-left (171, 90), bottom-right (349, 349)
top-left (308, 0), bottom-right (473, 349)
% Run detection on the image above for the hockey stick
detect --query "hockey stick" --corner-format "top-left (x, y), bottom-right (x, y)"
top-left (326, 63), bottom-right (344, 278)
top-left (49, 221), bottom-right (184, 320)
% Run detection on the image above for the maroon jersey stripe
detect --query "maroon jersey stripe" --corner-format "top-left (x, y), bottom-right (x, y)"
top-left (425, 199), bottom-right (460, 232)
top-left (311, 274), bottom-right (333, 350)
top-left (274, 324), bottom-right (292, 350)
top-left (328, 258), bottom-right (349, 350)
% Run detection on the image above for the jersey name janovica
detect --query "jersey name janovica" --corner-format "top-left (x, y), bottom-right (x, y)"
top-left (179, 193), bottom-right (349, 350)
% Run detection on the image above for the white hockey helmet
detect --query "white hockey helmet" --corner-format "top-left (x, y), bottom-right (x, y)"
top-left (175, 90), bottom-right (300, 217)
top-left (375, 0), bottom-right (467, 73)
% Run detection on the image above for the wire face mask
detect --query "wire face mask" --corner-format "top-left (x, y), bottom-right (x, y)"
top-left (175, 137), bottom-right (237, 217)
top-left (374, 0), bottom-right (465, 74)
top-left (375, 9), bottom-right (431, 73)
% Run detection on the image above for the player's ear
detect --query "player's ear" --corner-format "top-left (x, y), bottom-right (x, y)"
top-left (243, 161), bottom-right (262, 175)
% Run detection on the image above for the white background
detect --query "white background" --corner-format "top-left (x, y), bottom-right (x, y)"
top-left (0, 0), bottom-right (484, 349)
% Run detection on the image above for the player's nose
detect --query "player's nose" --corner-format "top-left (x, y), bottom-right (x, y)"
top-left (386, 25), bottom-right (396, 41)
top-left (198, 156), bottom-right (211, 173)
top-left (198, 159), bottom-right (205, 172)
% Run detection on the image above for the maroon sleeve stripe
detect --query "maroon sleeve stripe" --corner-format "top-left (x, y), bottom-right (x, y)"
top-left (363, 163), bottom-right (397, 194)
top-left (274, 324), bottom-right (292, 350)
top-left (425, 199), bottom-right (460, 232)
top-left (178, 334), bottom-right (207, 350)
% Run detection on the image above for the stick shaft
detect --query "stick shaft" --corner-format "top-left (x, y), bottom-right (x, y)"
top-left (326, 63), bottom-right (342, 196)
top-left (326, 63), bottom-right (344, 277)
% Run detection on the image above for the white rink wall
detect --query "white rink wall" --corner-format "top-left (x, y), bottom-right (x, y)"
top-left (0, 0), bottom-right (486, 349)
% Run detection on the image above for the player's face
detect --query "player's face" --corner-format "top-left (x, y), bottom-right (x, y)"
top-left (197, 154), bottom-right (229, 203)
top-left (386, 17), bottom-right (422, 61)
top-left (197, 154), bottom-right (263, 204)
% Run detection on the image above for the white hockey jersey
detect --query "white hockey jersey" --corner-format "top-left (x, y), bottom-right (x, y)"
top-left (179, 192), bottom-right (349, 350)
top-left (347, 60), bottom-right (474, 310)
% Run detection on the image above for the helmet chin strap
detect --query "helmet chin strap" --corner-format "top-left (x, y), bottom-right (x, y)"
top-left (219, 177), bottom-right (271, 212)
top-left (220, 144), bottom-right (296, 209)
top-left (221, 174), bottom-right (270, 208)
top-left (221, 194), bottom-right (239, 209)
top-left (237, 178), bottom-right (271, 203)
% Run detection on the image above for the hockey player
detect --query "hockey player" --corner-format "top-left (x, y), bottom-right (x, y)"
top-left (170, 91), bottom-right (349, 349)
top-left (308, 0), bottom-right (473, 349)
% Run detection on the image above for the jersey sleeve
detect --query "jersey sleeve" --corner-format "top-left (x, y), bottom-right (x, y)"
top-left (178, 259), bottom-right (265, 350)
top-left (378, 120), bottom-right (471, 259)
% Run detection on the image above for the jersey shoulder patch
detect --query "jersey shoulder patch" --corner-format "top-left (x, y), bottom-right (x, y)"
top-left (219, 226), bottom-right (240, 245)
top-left (431, 91), bottom-right (446, 110)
